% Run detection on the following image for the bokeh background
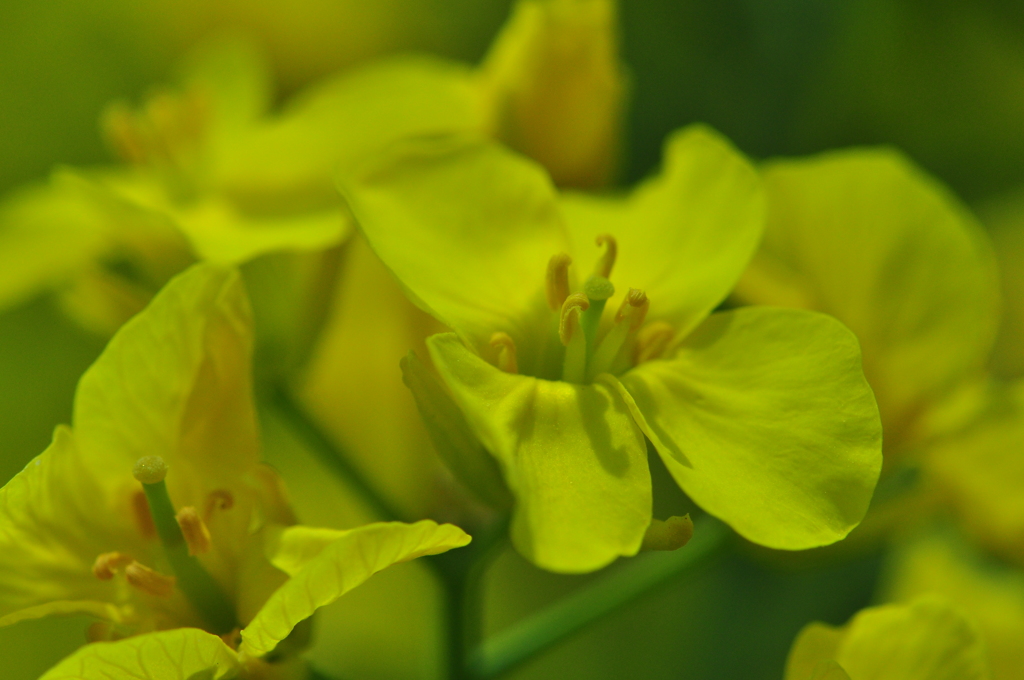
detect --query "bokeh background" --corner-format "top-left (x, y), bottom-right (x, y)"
top-left (3, 0), bottom-right (1023, 678)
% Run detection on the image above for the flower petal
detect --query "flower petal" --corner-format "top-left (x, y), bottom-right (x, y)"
top-left (240, 520), bottom-right (470, 657)
top-left (341, 135), bottom-right (570, 367)
top-left (561, 124), bottom-right (764, 340)
top-left (71, 263), bottom-right (262, 585)
top-left (619, 307), bottom-right (881, 550)
top-left (428, 332), bottom-right (651, 573)
top-left (835, 598), bottom-right (990, 680)
top-left (735, 149), bottom-right (999, 442)
top-left (0, 426), bottom-right (140, 624)
top-left (39, 628), bottom-right (239, 680)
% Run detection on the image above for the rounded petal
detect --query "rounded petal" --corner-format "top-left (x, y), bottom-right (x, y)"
top-left (561, 124), bottom-right (764, 340)
top-left (341, 135), bottom-right (570, 366)
top-left (836, 598), bottom-right (990, 680)
top-left (428, 333), bottom-right (651, 573)
top-left (735, 149), bottom-right (999, 441)
top-left (619, 307), bottom-right (882, 550)
top-left (39, 628), bottom-right (239, 680)
top-left (240, 520), bottom-right (470, 657)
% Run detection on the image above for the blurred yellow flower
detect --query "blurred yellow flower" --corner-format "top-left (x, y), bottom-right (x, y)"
top-left (0, 264), bottom-right (470, 678)
top-left (785, 597), bottom-right (992, 680)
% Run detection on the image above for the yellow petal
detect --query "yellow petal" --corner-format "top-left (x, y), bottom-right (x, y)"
top-left (241, 520), bottom-right (470, 657)
top-left (0, 426), bottom-right (141, 625)
top-left (39, 628), bottom-right (239, 680)
top-left (620, 307), bottom-right (881, 550)
top-left (428, 333), bottom-right (651, 572)
top-left (561, 125), bottom-right (764, 342)
top-left (736, 149), bottom-right (999, 444)
top-left (341, 135), bottom-right (570, 368)
top-left (479, 0), bottom-right (625, 188)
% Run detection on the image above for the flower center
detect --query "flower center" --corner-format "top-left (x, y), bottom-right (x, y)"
top-left (492, 233), bottom-right (675, 383)
top-left (91, 456), bottom-right (238, 635)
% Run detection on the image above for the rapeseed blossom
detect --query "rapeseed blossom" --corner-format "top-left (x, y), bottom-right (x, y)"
top-left (339, 127), bottom-right (883, 572)
top-left (784, 597), bottom-right (992, 680)
top-left (0, 264), bottom-right (469, 678)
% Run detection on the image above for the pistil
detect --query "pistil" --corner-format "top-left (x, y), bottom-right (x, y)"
top-left (559, 294), bottom-right (590, 383)
top-left (587, 288), bottom-right (649, 380)
top-left (580, 275), bottom-right (615, 359)
top-left (133, 456), bottom-right (237, 634)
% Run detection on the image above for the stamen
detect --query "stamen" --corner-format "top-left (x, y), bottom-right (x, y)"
top-left (133, 456), bottom-right (237, 633)
top-left (490, 332), bottom-right (519, 374)
top-left (125, 561), bottom-right (176, 598)
top-left (176, 507), bottom-right (211, 555)
top-left (132, 491), bottom-right (157, 539)
top-left (204, 490), bottom-right (234, 522)
top-left (593, 234), bottom-right (618, 278)
top-left (92, 552), bottom-right (134, 580)
top-left (588, 289), bottom-right (649, 380)
top-left (100, 103), bottom-right (146, 165)
top-left (634, 321), bottom-right (676, 364)
top-left (559, 294), bottom-right (590, 383)
top-left (545, 253), bottom-right (573, 310)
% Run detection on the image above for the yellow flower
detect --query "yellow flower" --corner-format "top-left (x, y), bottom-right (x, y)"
top-left (0, 264), bottom-right (470, 678)
top-left (785, 597), bottom-right (992, 680)
top-left (338, 126), bottom-right (882, 573)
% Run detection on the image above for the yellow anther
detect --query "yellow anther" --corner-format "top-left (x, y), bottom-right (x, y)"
top-left (546, 253), bottom-right (573, 310)
top-left (133, 456), bottom-right (168, 485)
top-left (177, 506), bottom-right (211, 555)
top-left (92, 552), bottom-right (134, 580)
top-left (558, 294), bottom-right (590, 345)
top-left (640, 515), bottom-right (694, 552)
top-left (125, 561), bottom-right (176, 598)
top-left (132, 490), bottom-right (157, 539)
top-left (205, 489), bottom-right (234, 522)
top-left (614, 288), bottom-right (649, 331)
top-left (593, 234), bottom-right (618, 278)
top-left (634, 321), bottom-right (676, 364)
top-left (490, 332), bottom-right (519, 374)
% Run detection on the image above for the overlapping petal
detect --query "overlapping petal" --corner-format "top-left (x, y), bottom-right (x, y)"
top-left (736, 149), bottom-right (999, 440)
top-left (342, 136), bottom-right (570, 368)
top-left (562, 124), bottom-right (764, 341)
top-left (428, 333), bottom-right (650, 572)
top-left (240, 520), bottom-right (471, 657)
top-left (618, 307), bottom-right (881, 550)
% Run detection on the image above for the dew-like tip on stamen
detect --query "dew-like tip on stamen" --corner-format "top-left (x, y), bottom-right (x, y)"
top-left (133, 456), bottom-right (168, 485)
top-left (125, 561), bottom-right (176, 598)
top-left (583, 274), bottom-right (615, 301)
top-left (92, 552), bottom-right (134, 580)
top-left (559, 293), bottom-right (590, 345)
top-left (177, 507), bottom-right (211, 555)
top-left (615, 288), bottom-right (650, 330)
top-left (546, 253), bottom-right (573, 310)
top-left (634, 321), bottom-right (676, 364)
top-left (490, 332), bottom-right (519, 374)
top-left (594, 234), bottom-right (618, 278)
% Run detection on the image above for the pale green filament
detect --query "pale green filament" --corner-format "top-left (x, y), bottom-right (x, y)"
top-left (136, 458), bottom-right (237, 634)
top-left (580, 275), bottom-right (614, 360)
top-left (587, 321), bottom-right (631, 381)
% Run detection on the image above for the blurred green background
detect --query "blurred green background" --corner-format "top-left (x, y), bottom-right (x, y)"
top-left (3, 0), bottom-right (1023, 678)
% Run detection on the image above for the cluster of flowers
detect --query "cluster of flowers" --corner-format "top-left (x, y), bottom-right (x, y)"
top-left (0, 1), bottom-right (1021, 678)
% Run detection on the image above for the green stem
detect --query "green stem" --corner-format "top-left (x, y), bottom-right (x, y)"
top-left (467, 517), bottom-right (730, 679)
top-left (429, 517), bottom-right (509, 680)
top-left (268, 383), bottom-right (402, 522)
